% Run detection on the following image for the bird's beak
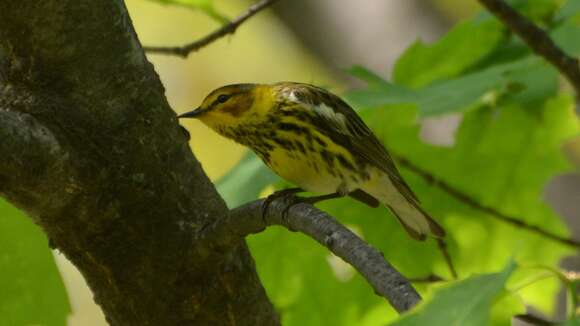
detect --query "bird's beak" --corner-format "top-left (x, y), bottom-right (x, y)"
top-left (178, 107), bottom-right (206, 119)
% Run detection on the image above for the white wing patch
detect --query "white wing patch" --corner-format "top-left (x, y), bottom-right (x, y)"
top-left (288, 91), bottom-right (299, 102)
top-left (314, 103), bottom-right (349, 134)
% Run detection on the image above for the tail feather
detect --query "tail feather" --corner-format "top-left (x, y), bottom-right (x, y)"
top-left (362, 174), bottom-right (445, 240)
top-left (386, 204), bottom-right (445, 241)
top-left (387, 205), bottom-right (426, 241)
top-left (416, 204), bottom-right (446, 238)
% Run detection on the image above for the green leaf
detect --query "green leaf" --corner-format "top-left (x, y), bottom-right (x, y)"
top-left (559, 317), bottom-right (580, 326)
top-left (348, 57), bottom-right (556, 115)
top-left (146, 0), bottom-right (229, 24)
top-left (393, 20), bottom-right (505, 88)
top-left (390, 261), bottom-right (517, 326)
top-left (216, 151), bottom-right (278, 207)
top-left (493, 0), bottom-right (563, 25)
top-left (218, 7), bottom-right (578, 324)
top-left (555, 0), bottom-right (580, 21)
top-left (563, 136), bottom-right (580, 170)
top-left (250, 94), bottom-right (577, 325)
top-left (359, 94), bottom-right (578, 316)
top-left (552, 23), bottom-right (580, 55)
top-left (503, 58), bottom-right (559, 107)
top-left (346, 75), bottom-right (416, 108)
top-left (0, 199), bottom-right (70, 326)
top-left (347, 66), bottom-right (393, 88)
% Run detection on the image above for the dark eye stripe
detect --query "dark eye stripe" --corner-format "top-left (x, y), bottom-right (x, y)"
top-left (217, 94), bottom-right (231, 103)
top-left (210, 92), bottom-right (241, 108)
top-left (212, 95), bottom-right (229, 107)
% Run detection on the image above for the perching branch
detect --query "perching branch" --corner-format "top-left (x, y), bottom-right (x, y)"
top-left (144, 0), bottom-right (280, 57)
top-left (394, 155), bottom-right (580, 249)
top-left (199, 197), bottom-right (422, 314)
top-left (477, 0), bottom-right (580, 96)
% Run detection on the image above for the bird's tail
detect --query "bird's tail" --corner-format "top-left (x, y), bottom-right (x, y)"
top-left (386, 203), bottom-right (445, 241)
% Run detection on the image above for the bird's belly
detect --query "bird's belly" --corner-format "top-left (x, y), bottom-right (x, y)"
top-left (264, 148), bottom-right (345, 193)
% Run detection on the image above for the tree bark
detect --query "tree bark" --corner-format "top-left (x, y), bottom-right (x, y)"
top-left (0, 1), bottom-right (279, 325)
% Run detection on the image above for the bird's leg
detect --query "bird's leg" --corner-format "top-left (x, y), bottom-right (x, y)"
top-left (261, 187), bottom-right (303, 222)
top-left (301, 192), bottom-right (345, 205)
top-left (348, 189), bottom-right (380, 208)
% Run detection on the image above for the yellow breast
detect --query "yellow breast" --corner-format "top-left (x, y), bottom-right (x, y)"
top-left (266, 147), bottom-right (341, 193)
top-left (260, 128), bottom-right (364, 194)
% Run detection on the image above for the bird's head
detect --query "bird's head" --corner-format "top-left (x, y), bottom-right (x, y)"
top-left (178, 83), bottom-right (272, 131)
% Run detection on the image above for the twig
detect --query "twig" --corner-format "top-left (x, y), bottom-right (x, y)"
top-left (394, 155), bottom-right (580, 249)
top-left (408, 274), bottom-right (447, 283)
top-left (143, 0), bottom-right (280, 57)
top-left (477, 0), bottom-right (580, 96)
top-left (514, 314), bottom-right (557, 326)
top-left (437, 239), bottom-right (458, 279)
top-left (199, 197), bottom-right (422, 314)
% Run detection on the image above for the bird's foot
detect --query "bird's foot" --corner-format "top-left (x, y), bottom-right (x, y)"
top-left (279, 196), bottom-right (310, 226)
top-left (261, 187), bottom-right (303, 223)
top-left (280, 192), bottom-right (344, 222)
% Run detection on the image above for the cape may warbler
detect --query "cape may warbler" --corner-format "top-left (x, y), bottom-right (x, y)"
top-left (179, 82), bottom-right (445, 240)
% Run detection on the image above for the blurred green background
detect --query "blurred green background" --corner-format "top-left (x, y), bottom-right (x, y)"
top-left (1, 0), bottom-right (579, 325)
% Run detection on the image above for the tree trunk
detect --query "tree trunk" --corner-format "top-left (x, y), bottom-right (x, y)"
top-left (0, 1), bottom-right (279, 325)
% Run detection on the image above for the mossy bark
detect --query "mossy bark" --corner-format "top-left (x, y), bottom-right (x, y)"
top-left (0, 1), bottom-right (279, 325)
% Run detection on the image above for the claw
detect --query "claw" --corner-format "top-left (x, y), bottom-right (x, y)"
top-left (261, 188), bottom-right (302, 223)
top-left (262, 190), bottom-right (345, 229)
top-left (281, 195), bottom-right (306, 231)
top-left (281, 196), bottom-right (301, 221)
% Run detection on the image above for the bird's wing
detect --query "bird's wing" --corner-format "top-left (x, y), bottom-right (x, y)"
top-left (281, 83), bottom-right (420, 205)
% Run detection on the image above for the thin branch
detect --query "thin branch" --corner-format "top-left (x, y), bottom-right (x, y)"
top-left (409, 274), bottom-right (447, 283)
top-left (394, 155), bottom-right (580, 249)
top-left (477, 0), bottom-right (580, 96)
top-left (143, 0), bottom-right (280, 57)
top-left (199, 197), bottom-right (422, 314)
top-left (437, 239), bottom-right (457, 279)
top-left (514, 314), bottom-right (557, 326)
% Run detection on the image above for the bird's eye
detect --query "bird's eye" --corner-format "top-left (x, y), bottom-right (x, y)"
top-left (217, 94), bottom-right (231, 104)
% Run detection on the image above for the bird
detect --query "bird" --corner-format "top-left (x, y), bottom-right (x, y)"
top-left (178, 82), bottom-right (445, 241)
